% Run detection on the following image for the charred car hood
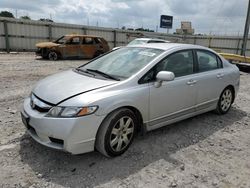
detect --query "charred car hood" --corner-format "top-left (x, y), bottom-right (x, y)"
top-left (32, 70), bottom-right (117, 104)
top-left (36, 42), bottom-right (60, 48)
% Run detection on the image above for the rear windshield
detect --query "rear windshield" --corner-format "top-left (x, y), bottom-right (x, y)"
top-left (128, 40), bottom-right (148, 46)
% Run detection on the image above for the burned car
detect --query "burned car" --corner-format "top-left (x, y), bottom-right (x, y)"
top-left (36, 34), bottom-right (110, 60)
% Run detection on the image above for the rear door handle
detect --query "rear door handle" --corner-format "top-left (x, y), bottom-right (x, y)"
top-left (186, 79), bottom-right (197, 85)
top-left (217, 73), bottom-right (224, 79)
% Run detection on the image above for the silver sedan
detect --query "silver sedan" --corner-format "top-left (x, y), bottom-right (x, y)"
top-left (21, 43), bottom-right (240, 157)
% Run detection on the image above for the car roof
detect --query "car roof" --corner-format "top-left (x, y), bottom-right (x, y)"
top-left (127, 43), bottom-right (211, 52)
top-left (64, 34), bottom-right (102, 38)
top-left (134, 38), bottom-right (167, 42)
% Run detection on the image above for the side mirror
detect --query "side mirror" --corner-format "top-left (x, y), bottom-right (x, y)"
top-left (154, 71), bottom-right (175, 88)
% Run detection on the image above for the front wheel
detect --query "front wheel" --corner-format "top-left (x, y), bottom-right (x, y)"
top-left (216, 87), bottom-right (234, 114)
top-left (95, 108), bottom-right (137, 157)
top-left (48, 51), bottom-right (58, 61)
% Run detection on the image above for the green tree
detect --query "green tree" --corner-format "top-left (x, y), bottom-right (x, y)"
top-left (20, 16), bottom-right (31, 20)
top-left (0, 11), bottom-right (14, 18)
top-left (39, 18), bottom-right (53, 22)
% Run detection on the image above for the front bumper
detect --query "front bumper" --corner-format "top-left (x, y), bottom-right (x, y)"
top-left (21, 98), bottom-right (105, 154)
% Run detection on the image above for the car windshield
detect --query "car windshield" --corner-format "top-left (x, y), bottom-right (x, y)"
top-left (54, 36), bottom-right (70, 44)
top-left (127, 40), bottom-right (148, 46)
top-left (80, 47), bottom-right (164, 80)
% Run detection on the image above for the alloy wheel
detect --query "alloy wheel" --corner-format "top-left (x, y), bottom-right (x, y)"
top-left (109, 116), bottom-right (134, 152)
top-left (220, 89), bottom-right (233, 112)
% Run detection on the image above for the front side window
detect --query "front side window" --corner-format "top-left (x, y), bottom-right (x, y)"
top-left (54, 36), bottom-right (70, 44)
top-left (66, 37), bottom-right (80, 45)
top-left (140, 50), bottom-right (194, 83)
top-left (80, 47), bottom-right (164, 79)
top-left (156, 50), bottom-right (194, 77)
top-left (197, 50), bottom-right (221, 72)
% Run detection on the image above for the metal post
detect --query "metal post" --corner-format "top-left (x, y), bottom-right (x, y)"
top-left (82, 27), bottom-right (87, 35)
top-left (3, 21), bottom-right (10, 53)
top-left (208, 36), bottom-right (212, 48)
top-left (48, 24), bottom-right (52, 41)
top-left (236, 38), bottom-right (241, 54)
top-left (113, 30), bottom-right (117, 47)
top-left (194, 36), bottom-right (197, 44)
top-left (241, 0), bottom-right (250, 56)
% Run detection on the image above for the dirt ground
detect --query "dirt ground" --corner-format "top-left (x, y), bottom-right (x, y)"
top-left (0, 53), bottom-right (250, 188)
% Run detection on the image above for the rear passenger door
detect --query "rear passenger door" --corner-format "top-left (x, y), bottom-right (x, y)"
top-left (80, 37), bottom-right (97, 58)
top-left (194, 50), bottom-right (225, 111)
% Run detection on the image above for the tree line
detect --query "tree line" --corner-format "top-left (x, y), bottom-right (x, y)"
top-left (0, 10), bottom-right (53, 22)
top-left (0, 10), bottom-right (155, 31)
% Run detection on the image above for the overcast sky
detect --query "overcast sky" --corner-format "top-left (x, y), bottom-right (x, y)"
top-left (1, 0), bottom-right (249, 35)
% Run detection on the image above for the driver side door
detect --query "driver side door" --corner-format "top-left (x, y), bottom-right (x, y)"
top-left (63, 37), bottom-right (81, 58)
top-left (145, 50), bottom-right (197, 129)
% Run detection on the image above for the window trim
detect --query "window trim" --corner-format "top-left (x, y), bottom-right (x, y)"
top-left (138, 49), bottom-right (196, 84)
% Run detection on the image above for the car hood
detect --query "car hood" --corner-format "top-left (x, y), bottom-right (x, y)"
top-left (32, 70), bottom-right (117, 104)
top-left (36, 42), bottom-right (60, 48)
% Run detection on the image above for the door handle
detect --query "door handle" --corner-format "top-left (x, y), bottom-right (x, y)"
top-left (217, 73), bottom-right (224, 79)
top-left (186, 79), bottom-right (197, 85)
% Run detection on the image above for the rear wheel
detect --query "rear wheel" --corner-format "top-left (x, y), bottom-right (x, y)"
top-left (216, 87), bottom-right (234, 114)
top-left (93, 51), bottom-right (102, 58)
top-left (95, 108), bottom-right (137, 157)
top-left (48, 51), bottom-right (58, 61)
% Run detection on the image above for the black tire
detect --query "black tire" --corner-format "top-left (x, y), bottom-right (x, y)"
top-left (41, 48), bottom-right (48, 59)
top-left (95, 108), bottom-right (138, 157)
top-left (216, 87), bottom-right (234, 114)
top-left (48, 51), bottom-right (58, 61)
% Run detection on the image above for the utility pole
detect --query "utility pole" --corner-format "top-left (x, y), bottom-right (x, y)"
top-left (241, 0), bottom-right (250, 56)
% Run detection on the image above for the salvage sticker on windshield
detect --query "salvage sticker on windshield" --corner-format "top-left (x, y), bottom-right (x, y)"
top-left (139, 52), bottom-right (156, 57)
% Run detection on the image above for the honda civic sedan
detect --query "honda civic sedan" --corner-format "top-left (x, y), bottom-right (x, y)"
top-left (21, 43), bottom-right (240, 157)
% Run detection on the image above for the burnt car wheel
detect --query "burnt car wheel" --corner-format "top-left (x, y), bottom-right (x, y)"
top-left (94, 51), bottom-right (103, 58)
top-left (95, 108), bottom-right (137, 157)
top-left (48, 51), bottom-right (58, 61)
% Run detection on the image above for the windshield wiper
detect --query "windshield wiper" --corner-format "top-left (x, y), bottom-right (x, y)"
top-left (86, 69), bottom-right (120, 81)
top-left (74, 68), bottom-right (95, 76)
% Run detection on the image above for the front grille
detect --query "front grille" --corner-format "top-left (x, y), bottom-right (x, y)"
top-left (30, 94), bottom-right (53, 113)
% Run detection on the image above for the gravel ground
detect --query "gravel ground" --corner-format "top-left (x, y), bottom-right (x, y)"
top-left (0, 53), bottom-right (250, 188)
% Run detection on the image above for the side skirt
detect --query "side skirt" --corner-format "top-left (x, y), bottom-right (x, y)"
top-left (145, 100), bottom-right (217, 131)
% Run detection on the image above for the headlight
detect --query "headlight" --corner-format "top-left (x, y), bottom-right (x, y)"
top-left (46, 106), bottom-right (98, 118)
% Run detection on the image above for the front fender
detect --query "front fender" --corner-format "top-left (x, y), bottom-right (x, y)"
top-left (94, 85), bottom-right (150, 123)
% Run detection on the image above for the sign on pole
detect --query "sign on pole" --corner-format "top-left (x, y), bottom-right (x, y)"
top-left (160, 15), bottom-right (173, 29)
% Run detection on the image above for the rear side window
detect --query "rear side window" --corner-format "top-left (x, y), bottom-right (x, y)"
top-left (83, 37), bottom-right (94, 45)
top-left (148, 40), bottom-right (166, 43)
top-left (94, 38), bottom-right (101, 44)
top-left (197, 50), bottom-right (222, 72)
